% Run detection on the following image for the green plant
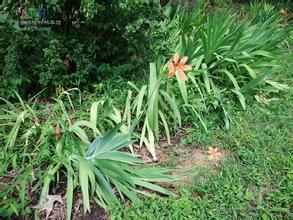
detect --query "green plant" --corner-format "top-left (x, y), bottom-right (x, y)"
top-left (92, 61), bottom-right (179, 160)
top-left (0, 91), bottom-right (174, 219)
top-left (153, 2), bottom-right (288, 129)
top-left (0, 13), bottom-right (24, 99)
top-left (100, 55), bottom-right (208, 160)
top-left (37, 39), bottom-right (67, 87)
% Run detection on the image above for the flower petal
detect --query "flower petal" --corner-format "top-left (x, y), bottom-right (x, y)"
top-left (207, 148), bottom-right (213, 154)
top-left (181, 65), bottom-right (192, 71)
top-left (216, 152), bottom-right (222, 157)
top-left (213, 157), bottom-right (219, 161)
top-left (168, 70), bottom-right (176, 78)
top-left (167, 62), bottom-right (175, 69)
top-left (179, 56), bottom-right (188, 65)
top-left (173, 52), bottom-right (180, 64)
top-left (177, 70), bottom-right (187, 81)
top-left (208, 155), bottom-right (214, 160)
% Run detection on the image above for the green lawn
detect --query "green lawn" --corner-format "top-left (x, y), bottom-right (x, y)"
top-left (110, 78), bottom-right (292, 219)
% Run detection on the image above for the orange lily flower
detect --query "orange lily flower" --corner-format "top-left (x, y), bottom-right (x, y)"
top-left (167, 52), bottom-right (192, 81)
top-left (207, 147), bottom-right (222, 161)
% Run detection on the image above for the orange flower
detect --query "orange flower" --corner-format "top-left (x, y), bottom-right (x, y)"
top-left (207, 147), bottom-right (222, 161)
top-left (167, 52), bottom-right (192, 81)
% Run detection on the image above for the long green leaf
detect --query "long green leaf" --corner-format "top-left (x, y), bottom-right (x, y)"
top-left (147, 63), bottom-right (159, 139)
top-left (176, 73), bottom-right (188, 104)
top-left (66, 169), bottom-right (74, 220)
top-left (158, 110), bottom-right (171, 144)
top-left (160, 91), bottom-right (181, 127)
top-left (232, 89), bottom-right (246, 109)
top-left (135, 85), bottom-right (147, 118)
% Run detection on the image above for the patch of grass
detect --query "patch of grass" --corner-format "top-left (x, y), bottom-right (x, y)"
top-left (110, 87), bottom-right (292, 218)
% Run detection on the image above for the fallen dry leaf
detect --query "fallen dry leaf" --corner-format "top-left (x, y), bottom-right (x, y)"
top-left (55, 125), bottom-right (62, 139)
top-left (32, 195), bottom-right (63, 219)
top-left (74, 197), bottom-right (83, 213)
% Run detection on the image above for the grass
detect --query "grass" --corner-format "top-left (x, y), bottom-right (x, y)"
top-left (110, 78), bottom-right (292, 218)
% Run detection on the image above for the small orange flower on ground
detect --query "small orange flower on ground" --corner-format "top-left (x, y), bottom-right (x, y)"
top-left (167, 52), bottom-right (192, 81)
top-left (207, 147), bottom-right (222, 161)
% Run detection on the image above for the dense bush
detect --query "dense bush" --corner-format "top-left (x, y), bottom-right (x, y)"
top-left (0, 1), bottom-right (164, 98)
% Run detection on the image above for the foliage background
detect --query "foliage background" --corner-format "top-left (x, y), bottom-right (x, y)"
top-left (0, 1), bottom-right (165, 98)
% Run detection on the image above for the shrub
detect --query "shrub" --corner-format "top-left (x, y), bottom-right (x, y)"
top-left (0, 1), bottom-right (165, 98)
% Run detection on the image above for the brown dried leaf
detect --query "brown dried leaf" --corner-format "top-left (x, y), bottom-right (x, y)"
top-left (32, 195), bottom-right (63, 219)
